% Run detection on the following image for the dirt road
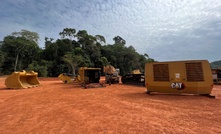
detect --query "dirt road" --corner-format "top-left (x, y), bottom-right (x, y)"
top-left (0, 77), bottom-right (220, 134)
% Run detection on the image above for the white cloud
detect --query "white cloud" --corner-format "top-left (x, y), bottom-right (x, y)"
top-left (0, 0), bottom-right (221, 62)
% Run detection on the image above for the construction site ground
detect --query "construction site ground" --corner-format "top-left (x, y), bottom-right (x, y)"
top-left (0, 76), bottom-right (221, 134)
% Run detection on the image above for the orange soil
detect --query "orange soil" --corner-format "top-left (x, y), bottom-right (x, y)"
top-left (0, 77), bottom-right (220, 134)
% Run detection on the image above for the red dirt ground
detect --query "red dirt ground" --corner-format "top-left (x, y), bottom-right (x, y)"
top-left (0, 77), bottom-right (221, 134)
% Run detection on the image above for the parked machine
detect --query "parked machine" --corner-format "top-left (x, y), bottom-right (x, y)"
top-left (78, 67), bottom-right (101, 85)
top-left (145, 60), bottom-right (214, 97)
top-left (211, 68), bottom-right (221, 84)
top-left (103, 65), bottom-right (120, 84)
top-left (58, 73), bottom-right (75, 84)
top-left (58, 67), bottom-right (105, 88)
top-left (5, 70), bottom-right (41, 89)
top-left (121, 69), bottom-right (145, 85)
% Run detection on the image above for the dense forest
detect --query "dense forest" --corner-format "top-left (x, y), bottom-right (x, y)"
top-left (0, 29), bottom-right (155, 77)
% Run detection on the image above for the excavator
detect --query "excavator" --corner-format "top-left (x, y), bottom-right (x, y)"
top-left (103, 65), bottom-right (120, 84)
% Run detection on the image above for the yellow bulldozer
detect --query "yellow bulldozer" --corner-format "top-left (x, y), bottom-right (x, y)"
top-left (58, 67), bottom-right (105, 88)
top-left (5, 70), bottom-right (41, 89)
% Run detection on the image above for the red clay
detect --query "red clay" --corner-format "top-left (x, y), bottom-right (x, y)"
top-left (0, 77), bottom-right (220, 134)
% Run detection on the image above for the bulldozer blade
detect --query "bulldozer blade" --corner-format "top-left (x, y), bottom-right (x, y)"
top-left (58, 73), bottom-right (74, 84)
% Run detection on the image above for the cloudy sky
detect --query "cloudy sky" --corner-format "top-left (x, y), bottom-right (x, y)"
top-left (0, 0), bottom-right (221, 62)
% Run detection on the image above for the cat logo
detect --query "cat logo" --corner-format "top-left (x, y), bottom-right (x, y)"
top-left (171, 83), bottom-right (186, 90)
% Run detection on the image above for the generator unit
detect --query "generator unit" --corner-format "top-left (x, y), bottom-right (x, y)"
top-left (145, 60), bottom-right (214, 96)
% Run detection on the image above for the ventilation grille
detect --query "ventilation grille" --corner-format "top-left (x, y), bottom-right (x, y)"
top-left (185, 62), bottom-right (204, 81)
top-left (153, 64), bottom-right (169, 81)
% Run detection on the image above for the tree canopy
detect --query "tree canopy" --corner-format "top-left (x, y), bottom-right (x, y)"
top-left (1, 30), bottom-right (40, 72)
top-left (0, 28), bottom-right (155, 76)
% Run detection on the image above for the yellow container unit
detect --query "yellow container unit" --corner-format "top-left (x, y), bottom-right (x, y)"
top-left (78, 67), bottom-right (101, 84)
top-left (5, 70), bottom-right (41, 89)
top-left (145, 60), bottom-right (214, 96)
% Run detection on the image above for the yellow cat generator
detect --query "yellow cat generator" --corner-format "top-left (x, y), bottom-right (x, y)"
top-left (145, 60), bottom-right (214, 97)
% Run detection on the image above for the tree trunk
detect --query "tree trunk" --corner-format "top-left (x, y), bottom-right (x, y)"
top-left (14, 53), bottom-right (19, 71)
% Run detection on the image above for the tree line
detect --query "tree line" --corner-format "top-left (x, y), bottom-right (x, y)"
top-left (210, 60), bottom-right (221, 69)
top-left (0, 28), bottom-right (155, 77)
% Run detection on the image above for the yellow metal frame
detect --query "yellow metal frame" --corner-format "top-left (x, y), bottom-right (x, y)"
top-left (78, 67), bottom-right (101, 84)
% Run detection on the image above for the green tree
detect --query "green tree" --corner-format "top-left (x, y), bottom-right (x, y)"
top-left (61, 51), bottom-right (84, 75)
top-left (144, 53), bottom-right (155, 63)
top-left (0, 28), bottom-right (155, 77)
top-left (113, 36), bottom-right (126, 45)
top-left (44, 37), bottom-right (54, 48)
top-left (101, 36), bottom-right (152, 75)
top-left (59, 28), bottom-right (76, 40)
top-left (27, 61), bottom-right (48, 77)
top-left (59, 28), bottom-right (76, 48)
top-left (1, 30), bottom-right (40, 71)
top-left (2, 35), bottom-right (39, 71)
top-left (95, 35), bottom-right (106, 45)
top-left (12, 29), bottom-right (39, 43)
top-left (76, 30), bottom-right (89, 49)
top-left (100, 57), bottom-right (109, 66)
top-left (0, 50), bottom-right (5, 73)
top-left (76, 30), bottom-right (103, 67)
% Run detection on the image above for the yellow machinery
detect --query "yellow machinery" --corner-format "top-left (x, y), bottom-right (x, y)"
top-left (5, 70), bottom-right (41, 89)
top-left (58, 67), bottom-right (105, 88)
top-left (211, 68), bottom-right (221, 84)
top-left (103, 65), bottom-right (120, 83)
top-left (145, 60), bottom-right (214, 96)
top-left (58, 73), bottom-right (75, 84)
top-left (121, 69), bottom-right (145, 85)
top-left (78, 67), bottom-right (100, 84)
top-left (131, 69), bottom-right (142, 74)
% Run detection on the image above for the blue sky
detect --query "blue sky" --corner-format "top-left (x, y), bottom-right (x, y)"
top-left (0, 0), bottom-right (221, 62)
